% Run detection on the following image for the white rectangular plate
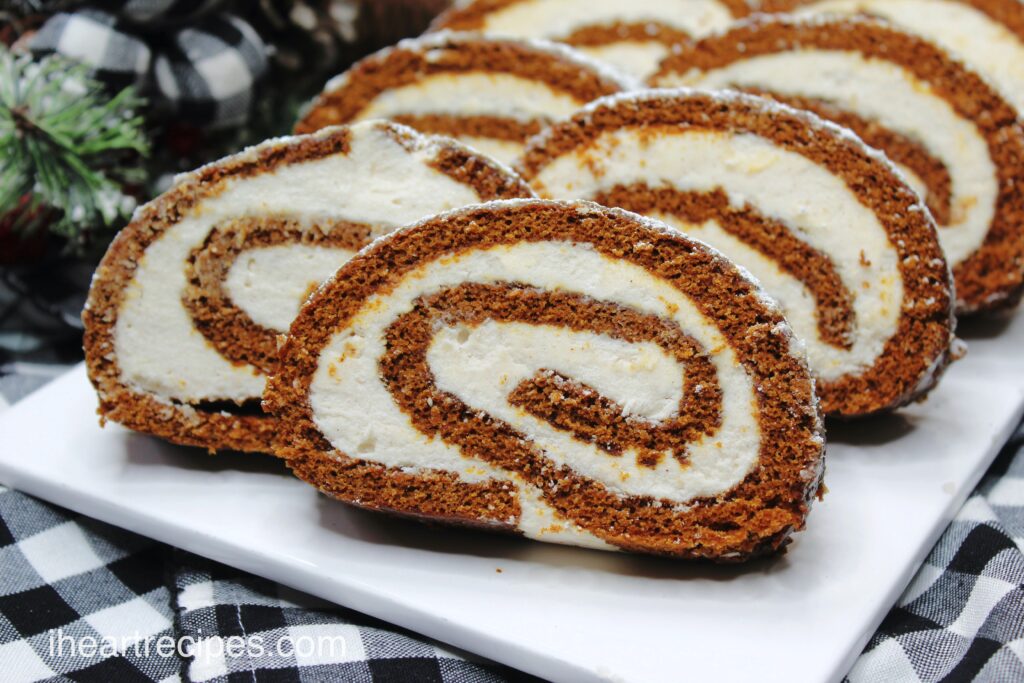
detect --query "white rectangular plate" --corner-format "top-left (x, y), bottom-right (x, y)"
top-left (2, 314), bottom-right (1024, 683)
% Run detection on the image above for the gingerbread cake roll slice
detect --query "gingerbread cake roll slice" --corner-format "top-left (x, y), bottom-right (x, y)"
top-left (293, 33), bottom-right (631, 164)
top-left (739, 0), bottom-right (1024, 115)
top-left (651, 15), bottom-right (1024, 314)
top-left (516, 89), bottom-right (957, 417)
top-left (265, 199), bottom-right (825, 561)
top-left (83, 121), bottom-right (533, 454)
top-left (429, 0), bottom-right (747, 80)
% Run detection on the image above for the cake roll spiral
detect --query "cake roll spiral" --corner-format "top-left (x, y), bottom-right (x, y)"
top-left (430, 0), bottom-right (746, 79)
top-left (740, 0), bottom-right (1024, 114)
top-left (83, 121), bottom-right (533, 453)
top-left (294, 33), bottom-right (631, 164)
top-left (266, 200), bottom-right (825, 561)
top-left (651, 15), bottom-right (1024, 313)
top-left (516, 89), bottom-right (957, 417)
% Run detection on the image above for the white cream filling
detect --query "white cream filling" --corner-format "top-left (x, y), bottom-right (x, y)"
top-left (457, 136), bottom-right (526, 164)
top-left (794, 0), bottom-right (1024, 114)
top-left (309, 241), bottom-right (762, 542)
top-left (224, 244), bottom-right (356, 332)
top-left (648, 212), bottom-right (824, 346)
top-left (356, 72), bottom-right (586, 123)
top-left (114, 123), bottom-right (483, 403)
top-left (576, 42), bottom-right (671, 81)
top-left (516, 485), bottom-right (616, 550)
top-left (430, 322), bottom-right (685, 422)
top-left (661, 50), bottom-right (998, 269)
top-left (530, 128), bottom-right (904, 381)
top-left (892, 164), bottom-right (929, 204)
top-left (474, 0), bottom-right (734, 40)
top-left (353, 73), bottom-right (593, 164)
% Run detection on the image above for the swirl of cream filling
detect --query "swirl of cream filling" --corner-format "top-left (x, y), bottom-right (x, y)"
top-left (434, 0), bottom-right (737, 79)
top-left (308, 240), bottom-right (765, 545)
top-left (527, 127), bottom-right (905, 383)
top-left (789, 0), bottom-right (1024, 114)
top-left (113, 123), bottom-right (495, 405)
top-left (655, 50), bottom-right (997, 274)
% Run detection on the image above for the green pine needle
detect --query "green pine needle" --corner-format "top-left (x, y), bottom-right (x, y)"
top-left (0, 46), bottom-right (149, 249)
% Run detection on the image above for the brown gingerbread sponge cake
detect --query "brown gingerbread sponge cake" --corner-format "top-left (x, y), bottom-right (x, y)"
top-left (265, 199), bottom-right (825, 561)
top-left (516, 89), bottom-right (957, 417)
top-left (739, 0), bottom-right (1024, 115)
top-left (430, 0), bottom-right (745, 80)
top-left (294, 33), bottom-right (631, 164)
top-left (83, 121), bottom-right (533, 454)
top-left (651, 15), bottom-right (1024, 313)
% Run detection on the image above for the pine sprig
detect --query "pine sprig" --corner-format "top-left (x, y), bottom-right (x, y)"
top-left (0, 47), bottom-right (149, 250)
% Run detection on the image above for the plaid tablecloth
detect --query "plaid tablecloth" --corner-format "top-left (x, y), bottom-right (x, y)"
top-left (1, 273), bottom-right (1023, 682)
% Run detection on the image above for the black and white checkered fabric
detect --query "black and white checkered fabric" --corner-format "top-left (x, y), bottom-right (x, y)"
top-left (173, 555), bottom-right (519, 682)
top-left (0, 482), bottom-right (522, 682)
top-left (847, 424), bottom-right (1024, 682)
top-left (0, 487), bottom-right (179, 682)
top-left (1, 354), bottom-right (1023, 680)
top-left (152, 14), bottom-right (269, 129)
top-left (29, 7), bottom-right (268, 128)
top-left (29, 9), bottom-right (153, 91)
top-left (0, 263), bottom-right (92, 412)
